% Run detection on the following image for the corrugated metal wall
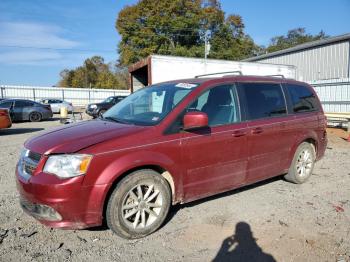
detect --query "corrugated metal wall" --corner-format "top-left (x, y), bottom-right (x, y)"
top-left (256, 41), bottom-right (350, 82)
top-left (310, 78), bottom-right (350, 113)
top-left (0, 85), bottom-right (130, 106)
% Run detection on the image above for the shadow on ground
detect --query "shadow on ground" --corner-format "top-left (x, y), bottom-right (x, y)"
top-left (0, 128), bottom-right (44, 135)
top-left (212, 222), bottom-right (276, 262)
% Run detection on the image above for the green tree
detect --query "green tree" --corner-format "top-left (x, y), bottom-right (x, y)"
top-left (209, 15), bottom-right (260, 60)
top-left (58, 56), bottom-right (128, 89)
top-left (116, 0), bottom-right (260, 65)
top-left (266, 28), bottom-right (327, 53)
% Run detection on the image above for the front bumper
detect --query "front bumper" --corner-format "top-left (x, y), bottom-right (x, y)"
top-left (85, 108), bottom-right (98, 117)
top-left (16, 165), bottom-right (109, 229)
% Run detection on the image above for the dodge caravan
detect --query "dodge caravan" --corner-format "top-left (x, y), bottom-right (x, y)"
top-left (16, 74), bottom-right (327, 239)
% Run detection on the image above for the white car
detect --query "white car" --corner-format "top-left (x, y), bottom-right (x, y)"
top-left (40, 99), bottom-right (74, 113)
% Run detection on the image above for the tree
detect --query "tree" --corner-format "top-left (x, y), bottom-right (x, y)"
top-left (266, 28), bottom-right (327, 53)
top-left (58, 56), bottom-right (128, 89)
top-left (116, 0), bottom-right (260, 65)
top-left (209, 15), bottom-right (260, 60)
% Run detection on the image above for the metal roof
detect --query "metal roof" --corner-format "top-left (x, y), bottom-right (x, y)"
top-left (244, 33), bottom-right (350, 62)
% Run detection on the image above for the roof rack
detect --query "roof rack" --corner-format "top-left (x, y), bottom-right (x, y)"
top-left (194, 71), bottom-right (242, 78)
top-left (265, 74), bottom-right (285, 78)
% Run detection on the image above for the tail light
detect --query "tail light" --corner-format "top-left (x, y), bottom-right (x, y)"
top-left (0, 109), bottom-right (9, 116)
top-left (45, 105), bottom-right (52, 111)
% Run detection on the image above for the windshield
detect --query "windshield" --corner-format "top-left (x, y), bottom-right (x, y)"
top-left (103, 97), bottom-right (114, 103)
top-left (103, 83), bottom-right (198, 126)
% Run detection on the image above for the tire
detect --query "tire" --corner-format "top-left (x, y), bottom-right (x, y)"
top-left (29, 112), bottom-right (42, 122)
top-left (284, 142), bottom-right (316, 184)
top-left (106, 170), bottom-right (171, 239)
top-left (98, 109), bottom-right (106, 117)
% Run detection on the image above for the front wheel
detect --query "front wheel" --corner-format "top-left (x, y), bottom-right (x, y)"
top-left (106, 170), bottom-right (171, 239)
top-left (98, 109), bottom-right (106, 117)
top-left (285, 142), bottom-right (316, 184)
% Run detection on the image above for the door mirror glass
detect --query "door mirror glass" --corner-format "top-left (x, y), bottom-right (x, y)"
top-left (183, 111), bottom-right (208, 130)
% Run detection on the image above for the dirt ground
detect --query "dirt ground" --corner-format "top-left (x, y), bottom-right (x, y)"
top-left (0, 119), bottom-right (349, 262)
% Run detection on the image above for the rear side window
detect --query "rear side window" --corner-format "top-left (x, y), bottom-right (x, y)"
top-left (287, 84), bottom-right (318, 113)
top-left (15, 101), bottom-right (34, 107)
top-left (240, 83), bottom-right (287, 120)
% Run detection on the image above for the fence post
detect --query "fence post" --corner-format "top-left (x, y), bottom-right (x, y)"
top-left (62, 89), bottom-right (65, 100)
top-left (0, 86), bottom-right (4, 98)
top-left (88, 90), bottom-right (91, 103)
top-left (33, 88), bottom-right (36, 101)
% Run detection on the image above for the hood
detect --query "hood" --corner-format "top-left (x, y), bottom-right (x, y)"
top-left (25, 120), bottom-right (148, 154)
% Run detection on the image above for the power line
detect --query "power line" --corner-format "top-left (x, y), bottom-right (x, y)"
top-left (0, 31), bottom-right (206, 52)
top-left (117, 21), bottom-right (210, 33)
top-left (0, 45), bottom-right (117, 53)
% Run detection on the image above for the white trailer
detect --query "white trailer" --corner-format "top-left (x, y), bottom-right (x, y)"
top-left (128, 55), bottom-right (296, 91)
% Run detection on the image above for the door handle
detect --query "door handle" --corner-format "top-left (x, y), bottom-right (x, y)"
top-left (251, 127), bottom-right (263, 134)
top-left (232, 130), bottom-right (246, 137)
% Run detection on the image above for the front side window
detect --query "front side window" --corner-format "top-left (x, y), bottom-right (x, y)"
top-left (103, 83), bottom-right (197, 126)
top-left (287, 84), bottom-right (318, 113)
top-left (240, 83), bottom-right (287, 120)
top-left (188, 84), bottom-right (240, 126)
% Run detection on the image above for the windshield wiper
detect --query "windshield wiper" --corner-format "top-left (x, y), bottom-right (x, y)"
top-left (102, 116), bottom-right (131, 124)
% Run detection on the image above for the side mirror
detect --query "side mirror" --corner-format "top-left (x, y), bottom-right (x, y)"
top-left (183, 111), bottom-right (208, 130)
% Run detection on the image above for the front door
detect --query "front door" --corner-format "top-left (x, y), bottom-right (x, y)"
top-left (181, 84), bottom-right (248, 201)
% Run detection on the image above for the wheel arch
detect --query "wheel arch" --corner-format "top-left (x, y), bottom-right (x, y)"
top-left (288, 135), bottom-right (318, 168)
top-left (101, 164), bottom-right (177, 225)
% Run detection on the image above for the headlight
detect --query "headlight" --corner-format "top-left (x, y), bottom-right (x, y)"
top-left (43, 154), bottom-right (92, 178)
top-left (90, 104), bottom-right (97, 109)
top-left (19, 148), bottom-right (29, 160)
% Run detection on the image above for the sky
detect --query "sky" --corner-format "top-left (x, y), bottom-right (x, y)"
top-left (0, 0), bottom-right (349, 86)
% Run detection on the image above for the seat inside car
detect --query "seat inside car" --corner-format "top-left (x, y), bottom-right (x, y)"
top-left (201, 86), bottom-right (236, 125)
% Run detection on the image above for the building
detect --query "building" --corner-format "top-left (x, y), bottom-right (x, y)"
top-left (244, 33), bottom-right (350, 82)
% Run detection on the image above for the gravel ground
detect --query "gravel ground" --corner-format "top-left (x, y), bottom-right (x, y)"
top-left (0, 119), bottom-right (349, 262)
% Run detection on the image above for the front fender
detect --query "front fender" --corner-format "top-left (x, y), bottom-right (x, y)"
top-left (83, 149), bottom-right (182, 194)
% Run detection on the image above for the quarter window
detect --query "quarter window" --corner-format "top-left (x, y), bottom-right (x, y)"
top-left (240, 83), bottom-right (287, 120)
top-left (287, 84), bottom-right (318, 113)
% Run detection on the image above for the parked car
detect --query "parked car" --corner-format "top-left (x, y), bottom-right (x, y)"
top-left (86, 96), bottom-right (126, 118)
top-left (0, 99), bottom-right (52, 122)
top-left (16, 75), bottom-right (327, 239)
top-left (0, 108), bottom-right (12, 129)
top-left (39, 99), bottom-right (74, 113)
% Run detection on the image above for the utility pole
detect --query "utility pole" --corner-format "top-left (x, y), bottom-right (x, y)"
top-left (204, 30), bottom-right (211, 61)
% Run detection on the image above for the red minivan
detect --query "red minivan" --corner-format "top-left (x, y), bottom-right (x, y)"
top-left (16, 75), bottom-right (327, 239)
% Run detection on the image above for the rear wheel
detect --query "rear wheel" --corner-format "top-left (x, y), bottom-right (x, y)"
top-left (106, 170), bottom-right (171, 239)
top-left (29, 112), bottom-right (42, 122)
top-left (285, 142), bottom-right (316, 184)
